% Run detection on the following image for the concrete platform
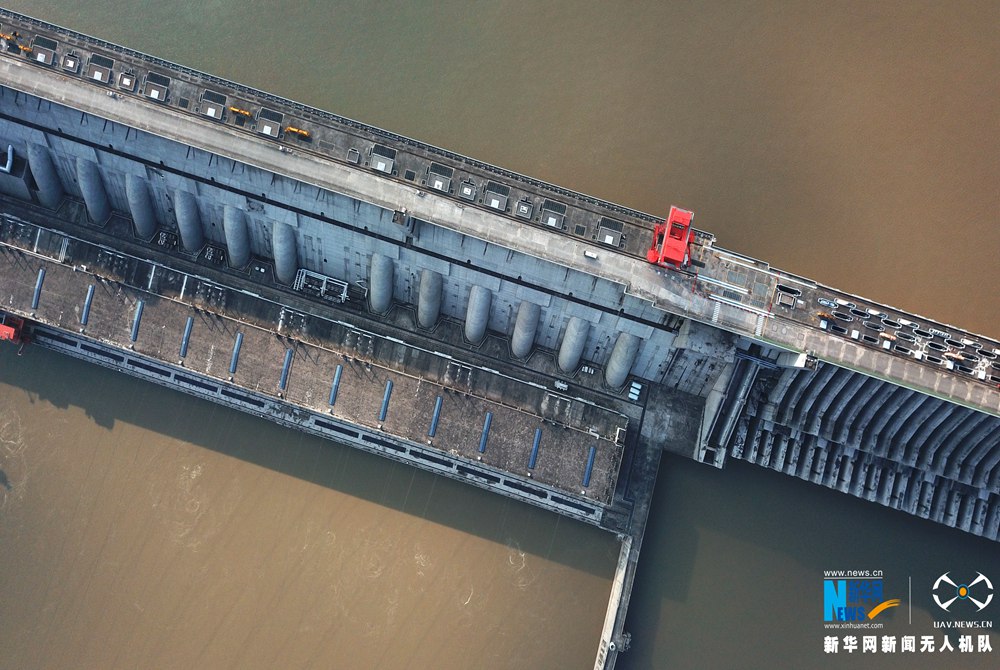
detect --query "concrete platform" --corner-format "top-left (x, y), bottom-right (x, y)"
top-left (0, 208), bottom-right (627, 506)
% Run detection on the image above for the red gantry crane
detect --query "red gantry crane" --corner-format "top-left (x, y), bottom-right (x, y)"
top-left (0, 313), bottom-right (28, 346)
top-left (647, 205), bottom-right (695, 270)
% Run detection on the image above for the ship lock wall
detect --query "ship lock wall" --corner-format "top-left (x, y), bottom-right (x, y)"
top-left (0, 86), bottom-right (705, 386)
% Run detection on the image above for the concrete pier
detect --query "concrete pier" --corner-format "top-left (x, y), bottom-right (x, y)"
top-left (75, 157), bottom-right (111, 223)
top-left (25, 143), bottom-right (63, 209)
top-left (125, 174), bottom-right (158, 238)
top-left (223, 205), bottom-right (250, 267)
top-left (174, 189), bottom-right (204, 252)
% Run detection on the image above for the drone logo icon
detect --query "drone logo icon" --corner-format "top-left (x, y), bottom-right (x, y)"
top-left (933, 572), bottom-right (994, 612)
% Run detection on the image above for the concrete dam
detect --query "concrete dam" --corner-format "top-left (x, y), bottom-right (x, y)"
top-left (1, 9), bottom-right (998, 668)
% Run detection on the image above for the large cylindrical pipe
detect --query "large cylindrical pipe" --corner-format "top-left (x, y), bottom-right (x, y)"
top-left (417, 269), bottom-right (443, 329)
top-left (464, 285), bottom-right (492, 344)
top-left (27, 143), bottom-right (64, 209)
top-left (511, 301), bottom-right (541, 359)
top-left (557, 316), bottom-right (590, 373)
top-left (369, 254), bottom-right (394, 314)
top-left (76, 158), bottom-right (111, 223)
top-left (174, 190), bottom-right (204, 252)
top-left (223, 205), bottom-right (251, 268)
top-left (125, 174), bottom-right (158, 238)
top-left (272, 222), bottom-right (298, 285)
top-left (604, 332), bottom-right (641, 388)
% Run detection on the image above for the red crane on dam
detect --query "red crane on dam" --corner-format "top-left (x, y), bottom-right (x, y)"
top-left (0, 313), bottom-right (29, 350)
top-left (646, 205), bottom-right (695, 269)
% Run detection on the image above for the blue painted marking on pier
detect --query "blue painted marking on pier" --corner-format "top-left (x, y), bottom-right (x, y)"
top-left (279, 348), bottom-right (293, 390)
top-left (478, 412), bottom-right (493, 453)
top-left (80, 285), bottom-right (94, 326)
top-left (428, 395), bottom-right (443, 437)
top-left (329, 364), bottom-right (343, 406)
top-left (229, 332), bottom-right (243, 374)
top-left (378, 379), bottom-right (393, 421)
top-left (179, 316), bottom-right (194, 358)
top-left (31, 268), bottom-right (45, 309)
top-left (130, 300), bottom-right (144, 342)
top-left (583, 445), bottom-right (597, 487)
top-left (528, 427), bottom-right (542, 470)
top-left (330, 365), bottom-right (344, 407)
